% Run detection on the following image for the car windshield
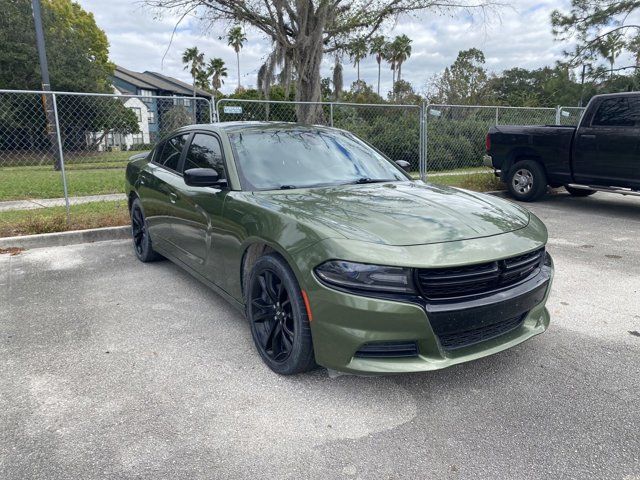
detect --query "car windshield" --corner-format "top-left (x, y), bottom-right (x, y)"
top-left (227, 127), bottom-right (408, 190)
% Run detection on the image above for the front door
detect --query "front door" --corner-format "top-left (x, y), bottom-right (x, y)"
top-left (172, 132), bottom-right (230, 286)
top-left (140, 133), bottom-right (190, 247)
top-left (573, 96), bottom-right (640, 187)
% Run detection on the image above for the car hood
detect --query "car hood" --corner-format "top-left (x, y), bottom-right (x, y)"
top-left (252, 181), bottom-right (530, 246)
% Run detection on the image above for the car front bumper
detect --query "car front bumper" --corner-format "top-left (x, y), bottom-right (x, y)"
top-left (306, 262), bottom-right (553, 374)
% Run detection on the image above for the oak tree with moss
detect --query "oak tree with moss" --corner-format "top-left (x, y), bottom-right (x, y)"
top-left (146, 0), bottom-right (498, 123)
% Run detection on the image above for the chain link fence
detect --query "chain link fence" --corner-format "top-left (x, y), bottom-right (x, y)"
top-left (0, 89), bottom-right (212, 237)
top-left (1, 90), bottom-right (587, 237)
top-left (424, 104), bottom-right (584, 174)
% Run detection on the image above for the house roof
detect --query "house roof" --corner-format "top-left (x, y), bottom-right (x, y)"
top-left (144, 71), bottom-right (211, 98)
top-left (113, 65), bottom-right (211, 98)
top-left (114, 65), bottom-right (159, 90)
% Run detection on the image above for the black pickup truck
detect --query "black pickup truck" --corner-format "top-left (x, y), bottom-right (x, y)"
top-left (485, 92), bottom-right (640, 201)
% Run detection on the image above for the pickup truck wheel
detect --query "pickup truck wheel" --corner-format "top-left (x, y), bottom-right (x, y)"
top-left (564, 185), bottom-right (597, 197)
top-left (507, 160), bottom-right (547, 202)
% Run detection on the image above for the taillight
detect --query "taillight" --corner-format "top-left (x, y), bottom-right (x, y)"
top-left (485, 133), bottom-right (491, 152)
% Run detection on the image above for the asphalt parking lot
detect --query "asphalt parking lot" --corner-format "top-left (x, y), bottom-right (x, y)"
top-left (1, 190), bottom-right (639, 480)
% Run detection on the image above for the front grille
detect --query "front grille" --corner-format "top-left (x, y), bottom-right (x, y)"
top-left (437, 314), bottom-right (526, 350)
top-left (354, 341), bottom-right (419, 358)
top-left (416, 248), bottom-right (545, 301)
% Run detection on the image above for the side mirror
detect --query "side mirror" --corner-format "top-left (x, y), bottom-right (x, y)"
top-left (395, 160), bottom-right (411, 172)
top-left (184, 168), bottom-right (223, 187)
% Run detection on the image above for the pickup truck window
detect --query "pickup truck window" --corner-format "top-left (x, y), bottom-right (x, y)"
top-left (592, 97), bottom-right (638, 127)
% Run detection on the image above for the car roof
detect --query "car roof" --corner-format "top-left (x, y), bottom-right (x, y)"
top-left (167, 121), bottom-right (348, 138)
top-left (217, 121), bottom-right (343, 134)
top-left (591, 91), bottom-right (640, 100)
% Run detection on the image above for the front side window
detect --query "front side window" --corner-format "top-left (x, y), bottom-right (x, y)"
top-left (155, 134), bottom-right (188, 172)
top-left (592, 97), bottom-right (639, 127)
top-left (183, 134), bottom-right (226, 180)
top-left (227, 127), bottom-right (407, 191)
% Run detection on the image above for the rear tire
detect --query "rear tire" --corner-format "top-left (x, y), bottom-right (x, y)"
top-left (130, 198), bottom-right (161, 263)
top-left (246, 253), bottom-right (316, 375)
top-left (507, 160), bottom-right (548, 202)
top-left (564, 185), bottom-right (597, 197)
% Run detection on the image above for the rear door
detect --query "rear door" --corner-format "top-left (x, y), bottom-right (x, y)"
top-left (573, 96), bottom-right (640, 187)
top-left (171, 132), bottom-right (230, 285)
top-left (142, 133), bottom-right (190, 247)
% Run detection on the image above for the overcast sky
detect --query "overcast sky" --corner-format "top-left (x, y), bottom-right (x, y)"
top-left (77, 0), bottom-right (636, 96)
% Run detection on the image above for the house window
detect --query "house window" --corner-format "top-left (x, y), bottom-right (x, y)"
top-left (148, 110), bottom-right (156, 124)
top-left (131, 134), bottom-right (144, 144)
top-left (139, 89), bottom-right (154, 98)
top-left (131, 107), bottom-right (142, 122)
top-left (184, 98), bottom-right (192, 107)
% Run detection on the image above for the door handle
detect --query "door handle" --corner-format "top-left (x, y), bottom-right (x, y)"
top-left (580, 134), bottom-right (596, 139)
top-left (169, 192), bottom-right (178, 204)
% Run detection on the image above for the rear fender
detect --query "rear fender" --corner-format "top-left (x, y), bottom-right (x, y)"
top-left (501, 147), bottom-right (543, 181)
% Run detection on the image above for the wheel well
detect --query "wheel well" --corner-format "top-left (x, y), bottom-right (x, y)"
top-left (502, 156), bottom-right (546, 182)
top-left (240, 243), bottom-right (276, 297)
top-left (128, 191), bottom-right (139, 212)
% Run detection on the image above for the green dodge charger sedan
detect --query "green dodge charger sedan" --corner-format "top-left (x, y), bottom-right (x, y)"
top-left (125, 122), bottom-right (553, 375)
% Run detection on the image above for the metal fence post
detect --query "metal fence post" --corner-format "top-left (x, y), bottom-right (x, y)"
top-left (216, 99), bottom-right (223, 122)
top-left (555, 106), bottom-right (561, 125)
top-left (329, 103), bottom-right (334, 127)
top-left (422, 102), bottom-right (428, 181)
top-left (51, 93), bottom-right (71, 223)
top-left (495, 107), bottom-right (499, 125)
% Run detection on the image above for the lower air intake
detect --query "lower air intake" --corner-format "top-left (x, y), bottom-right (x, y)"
top-left (354, 341), bottom-right (419, 358)
top-left (437, 314), bottom-right (527, 350)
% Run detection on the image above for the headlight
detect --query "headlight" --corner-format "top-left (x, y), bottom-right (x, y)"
top-left (314, 260), bottom-right (416, 294)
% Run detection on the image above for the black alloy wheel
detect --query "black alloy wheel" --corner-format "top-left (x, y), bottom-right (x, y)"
top-left (130, 198), bottom-right (160, 262)
top-left (247, 254), bottom-right (315, 374)
top-left (250, 268), bottom-right (296, 363)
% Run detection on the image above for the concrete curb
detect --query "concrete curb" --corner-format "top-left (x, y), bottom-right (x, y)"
top-left (0, 226), bottom-right (131, 250)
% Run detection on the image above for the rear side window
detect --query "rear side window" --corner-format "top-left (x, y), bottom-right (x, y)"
top-left (156, 134), bottom-right (189, 171)
top-left (592, 97), bottom-right (639, 127)
top-left (183, 134), bottom-right (226, 180)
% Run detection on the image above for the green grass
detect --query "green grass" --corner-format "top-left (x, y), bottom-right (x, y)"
top-left (0, 151), bottom-right (142, 200)
top-left (429, 172), bottom-right (505, 192)
top-left (0, 165), bottom-right (125, 201)
top-left (0, 149), bottom-right (140, 168)
top-left (0, 200), bottom-right (129, 237)
top-left (410, 169), bottom-right (505, 192)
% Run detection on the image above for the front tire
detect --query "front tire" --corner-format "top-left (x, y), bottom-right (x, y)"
top-left (246, 253), bottom-right (316, 375)
top-left (565, 185), bottom-right (597, 197)
top-left (130, 198), bottom-right (161, 263)
top-left (507, 160), bottom-right (548, 202)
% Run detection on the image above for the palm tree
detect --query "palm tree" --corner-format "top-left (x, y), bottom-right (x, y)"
top-left (227, 25), bottom-right (247, 91)
top-left (349, 37), bottom-right (368, 86)
top-left (383, 42), bottom-right (397, 95)
top-left (597, 33), bottom-right (625, 78)
top-left (207, 57), bottom-right (227, 92)
top-left (182, 46), bottom-right (205, 97)
top-left (392, 34), bottom-right (412, 84)
top-left (370, 36), bottom-right (386, 96)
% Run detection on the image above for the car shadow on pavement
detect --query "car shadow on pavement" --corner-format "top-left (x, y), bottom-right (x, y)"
top-left (519, 190), bottom-right (640, 221)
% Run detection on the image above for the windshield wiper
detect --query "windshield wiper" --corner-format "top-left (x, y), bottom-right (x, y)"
top-left (351, 177), bottom-right (396, 184)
